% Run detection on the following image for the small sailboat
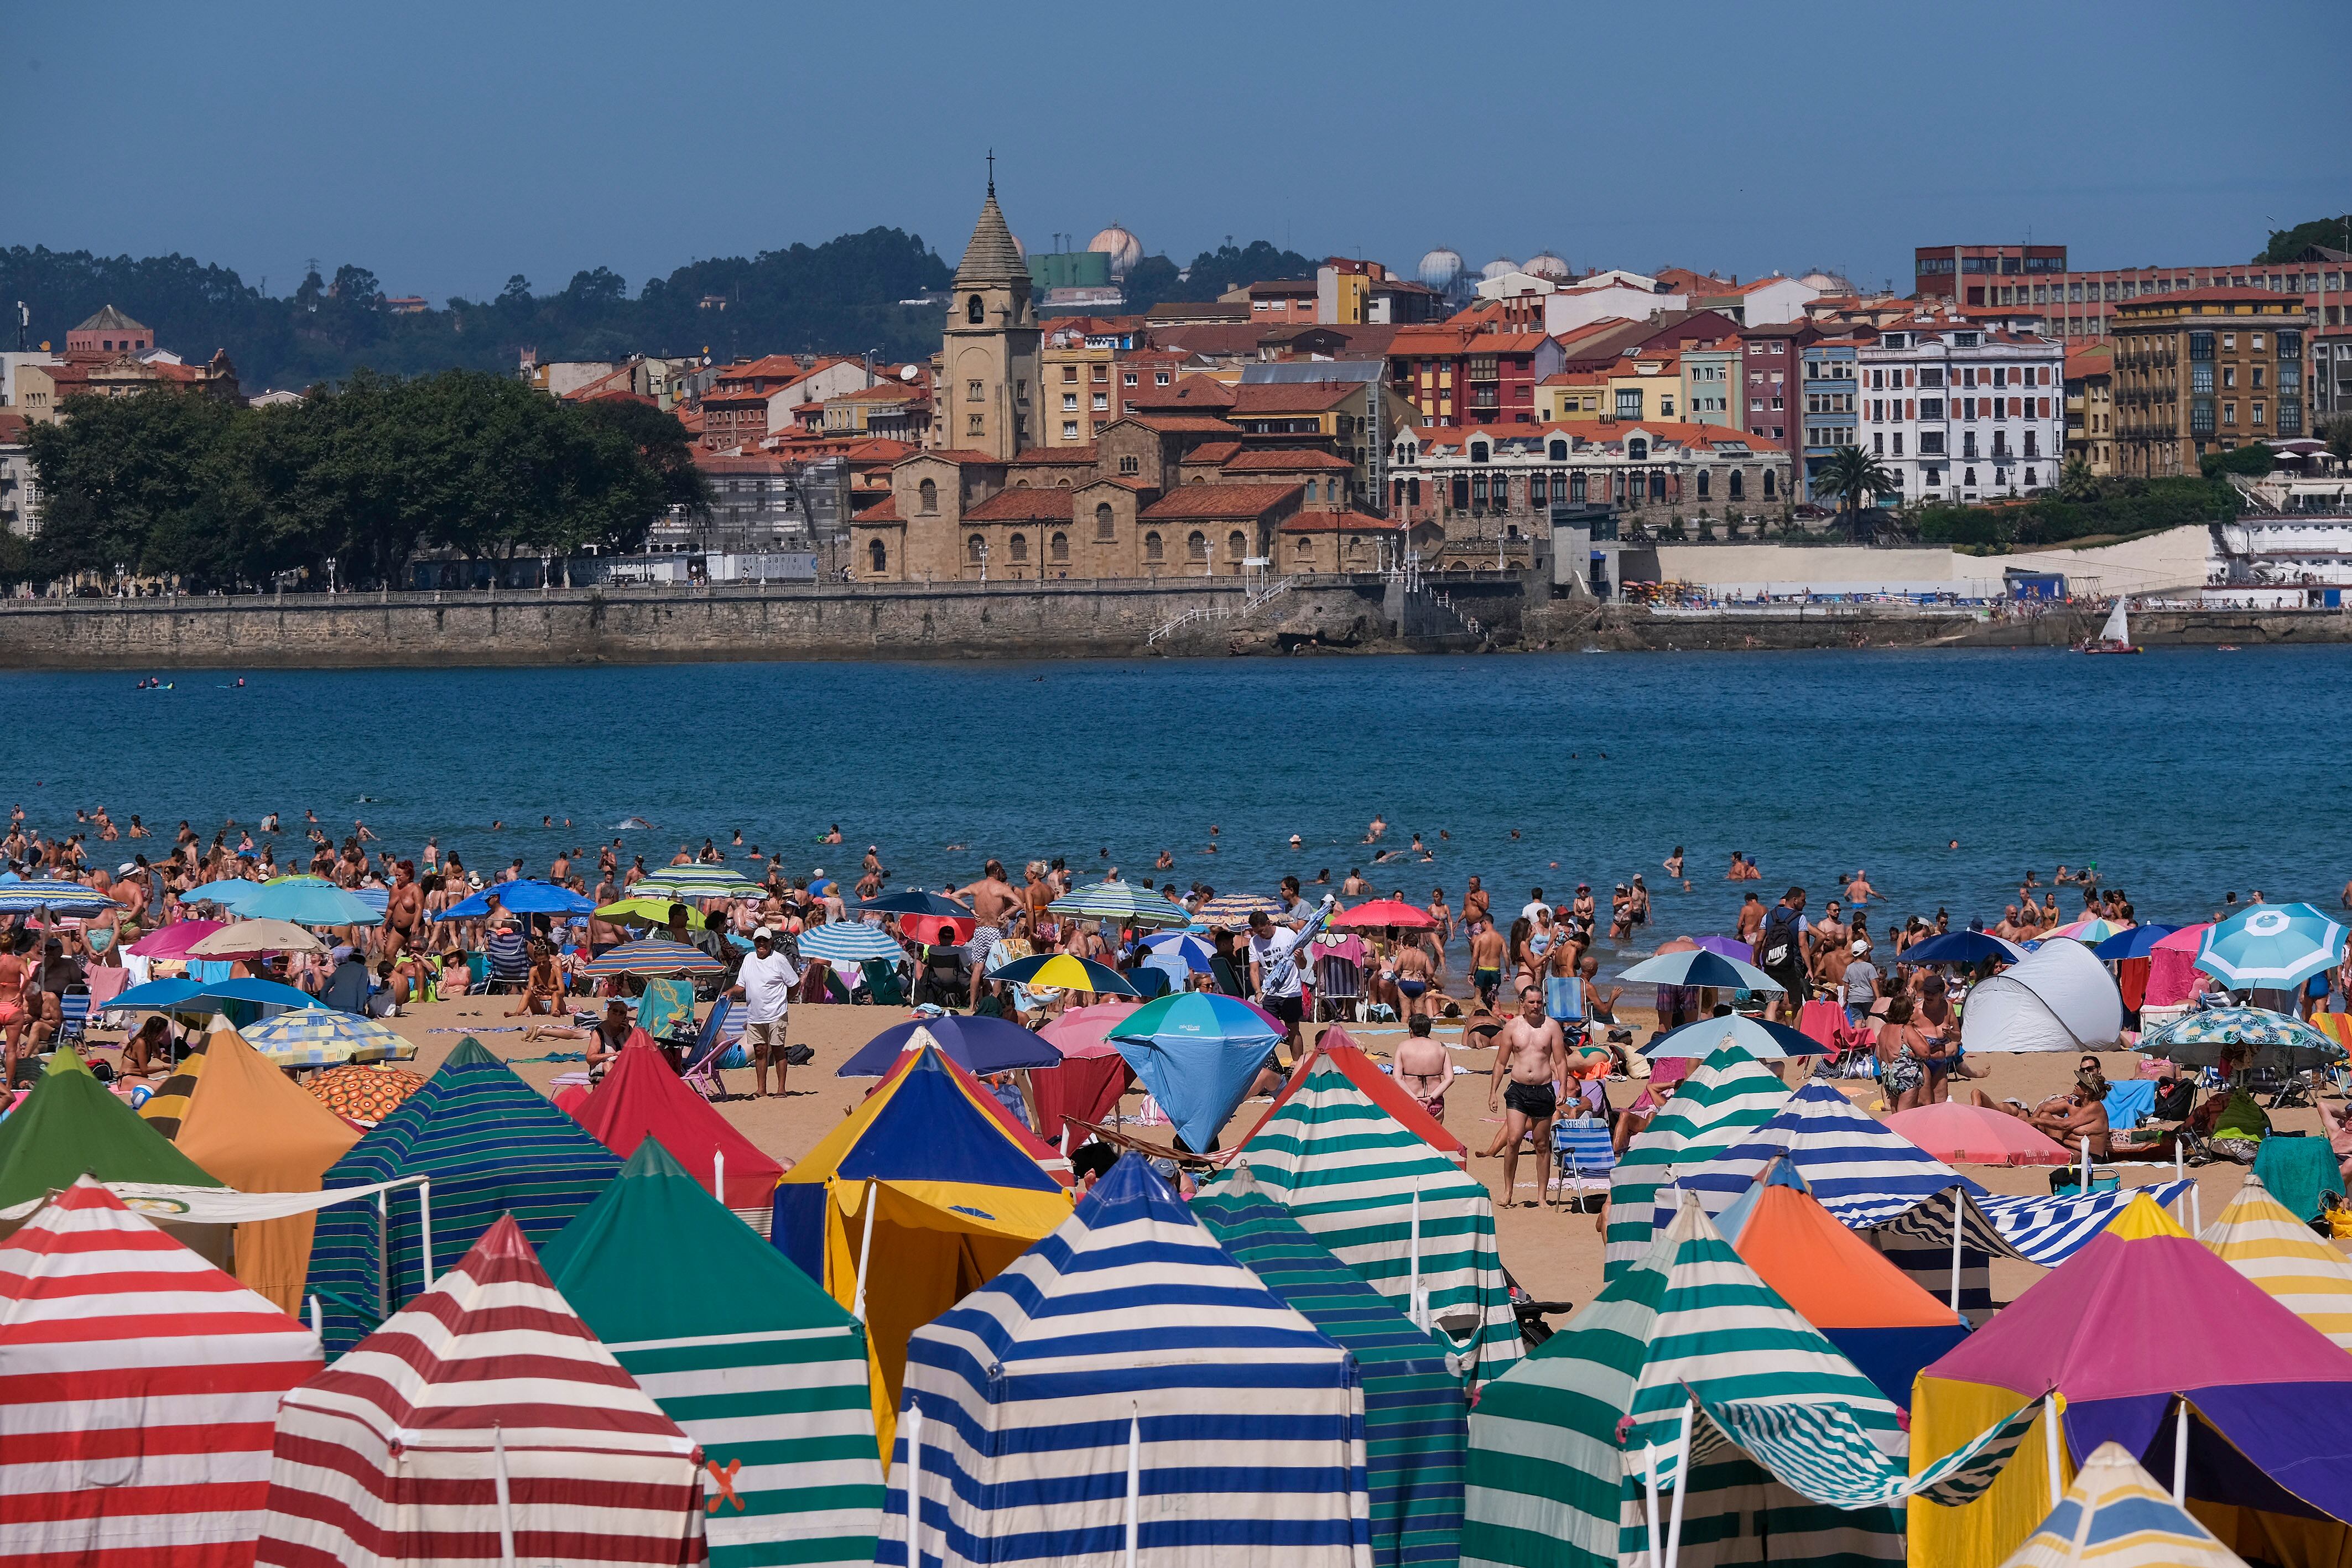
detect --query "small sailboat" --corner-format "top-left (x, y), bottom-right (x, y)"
top-left (2078, 598), bottom-right (2141, 654)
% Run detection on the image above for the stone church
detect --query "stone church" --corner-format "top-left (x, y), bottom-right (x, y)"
top-left (852, 178), bottom-right (1414, 582)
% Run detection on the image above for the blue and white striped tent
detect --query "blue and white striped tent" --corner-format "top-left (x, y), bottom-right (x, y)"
top-left (876, 1153), bottom-right (1371, 1568)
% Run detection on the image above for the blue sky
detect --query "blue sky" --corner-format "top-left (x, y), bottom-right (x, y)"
top-left (9, 1), bottom-right (2347, 304)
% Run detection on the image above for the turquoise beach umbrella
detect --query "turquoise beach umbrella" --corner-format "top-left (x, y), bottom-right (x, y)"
top-left (2194, 902), bottom-right (2348, 993)
top-left (1107, 992), bottom-right (1283, 1154)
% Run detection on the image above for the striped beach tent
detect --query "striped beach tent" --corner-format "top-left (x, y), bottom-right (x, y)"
top-left (0, 1047), bottom-right (225, 1210)
top-left (1602, 1041), bottom-right (1787, 1281)
top-left (1997, 1441), bottom-right (2248, 1568)
top-left (256, 1213), bottom-right (706, 1568)
top-left (2202, 1170), bottom-right (2352, 1348)
top-left (544, 1140), bottom-right (882, 1568)
top-left (1203, 1055), bottom-right (1522, 1382)
top-left (1464, 1192), bottom-right (1911, 1568)
top-left (878, 1154), bottom-right (1371, 1568)
top-left (303, 1035), bottom-right (621, 1353)
top-left (1232, 1027), bottom-right (1467, 1161)
top-left (1, 1176), bottom-right (321, 1568)
top-left (1458, 1189), bottom-right (1919, 1568)
top-left (1194, 1161), bottom-right (1466, 1568)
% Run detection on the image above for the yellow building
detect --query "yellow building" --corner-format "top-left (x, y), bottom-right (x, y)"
top-left (2064, 342), bottom-right (2116, 475)
top-left (1536, 370), bottom-right (1608, 423)
top-left (1535, 355), bottom-right (1684, 424)
top-left (1040, 335), bottom-right (1119, 446)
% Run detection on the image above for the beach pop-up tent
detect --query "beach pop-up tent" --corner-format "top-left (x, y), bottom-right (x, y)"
top-left (139, 1018), bottom-right (361, 1313)
top-left (572, 1038), bottom-right (784, 1229)
top-left (878, 1154), bottom-right (1372, 1568)
top-left (0, 1177), bottom-right (322, 1568)
top-left (1604, 1041), bottom-right (1788, 1281)
top-left (303, 1036), bottom-right (621, 1353)
top-left (545, 1139), bottom-right (882, 1568)
top-left (257, 1214), bottom-right (706, 1568)
top-left (1195, 1161), bottom-right (1466, 1568)
top-left (771, 1041), bottom-right (1073, 1463)
top-left (1958, 939), bottom-right (2123, 1054)
top-left (1202, 1053), bottom-right (1522, 1382)
top-left (1913, 1194), bottom-right (2352, 1568)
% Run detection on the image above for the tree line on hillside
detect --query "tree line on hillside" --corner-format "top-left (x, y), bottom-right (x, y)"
top-left (13, 371), bottom-right (709, 591)
top-left (0, 230), bottom-right (953, 390)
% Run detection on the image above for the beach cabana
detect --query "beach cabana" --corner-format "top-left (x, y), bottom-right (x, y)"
top-left (2201, 1170), bottom-right (2352, 1348)
top-left (1195, 1161), bottom-right (1466, 1567)
top-left (1202, 1054), bottom-right (1522, 1382)
top-left (1717, 1157), bottom-right (1971, 1407)
top-left (771, 1040), bottom-right (1073, 1462)
top-left (572, 1038), bottom-right (783, 1230)
top-left (878, 1154), bottom-right (1372, 1568)
top-left (1463, 1194), bottom-right (2029, 1568)
top-left (1958, 939), bottom-right (2122, 1054)
top-left (1232, 1025), bottom-right (1468, 1161)
top-left (138, 1018), bottom-right (361, 1314)
top-left (544, 1139), bottom-right (882, 1568)
top-left (0, 1048), bottom-right (223, 1229)
top-left (1912, 1194), bottom-right (2352, 1568)
top-left (256, 1215), bottom-right (706, 1568)
top-left (1997, 1441), bottom-right (2250, 1568)
top-left (302, 1035), bottom-right (621, 1353)
top-left (1603, 1041), bottom-right (1788, 1280)
top-left (0, 1176), bottom-right (322, 1568)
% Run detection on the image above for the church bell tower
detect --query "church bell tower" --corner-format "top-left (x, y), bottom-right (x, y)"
top-left (934, 157), bottom-right (1040, 460)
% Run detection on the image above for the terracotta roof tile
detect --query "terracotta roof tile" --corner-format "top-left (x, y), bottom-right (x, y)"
top-left (1185, 440), bottom-right (1245, 465)
top-left (1139, 482), bottom-right (1303, 520)
top-left (1279, 509), bottom-right (1400, 534)
top-left (853, 497), bottom-right (902, 523)
top-left (965, 488), bottom-right (1078, 522)
top-left (1125, 413), bottom-right (1240, 434)
top-left (1227, 382), bottom-right (1356, 414)
top-left (1221, 448), bottom-right (1353, 472)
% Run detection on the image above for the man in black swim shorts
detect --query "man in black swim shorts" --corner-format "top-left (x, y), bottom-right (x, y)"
top-left (1486, 988), bottom-right (1568, 1208)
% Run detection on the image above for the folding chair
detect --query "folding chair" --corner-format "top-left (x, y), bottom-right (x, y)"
top-left (482, 930), bottom-right (531, 992)
top-left (1550, 1116), bottom-right (1616, 1211)
top-left (678, 998), bottom-right (738, 1101)
top-left (859, 958), bottom-right (907, 1008)
top-left (52, 989), bottom-right (91, 1052)
top-left (913, 947), bottom-right (967, 1008)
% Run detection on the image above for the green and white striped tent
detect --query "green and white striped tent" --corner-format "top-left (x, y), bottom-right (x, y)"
top-left (1603, 1042), bottom-right (1788, 1282)
top-left (1194, 1162), bottom-right (1468, 1568)
top-left (1464, 1194), bottom-right (1916, 1568)
top-left (542, 1139), bottom-right (881, 1568)
top-left (1201, 1058), bottom-right (1523, 1382)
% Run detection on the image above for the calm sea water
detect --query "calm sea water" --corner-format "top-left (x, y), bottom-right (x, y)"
top-left (4, 648), bottom-right (2345, 966)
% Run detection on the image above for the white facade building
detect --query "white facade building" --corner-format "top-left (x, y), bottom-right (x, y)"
top-left (1856, 319), bottom-right (2065, 503)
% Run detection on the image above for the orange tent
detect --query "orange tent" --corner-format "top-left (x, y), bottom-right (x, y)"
top-left (1720, 1157), bottom-right (1968, 1406)
top-left (1233, 1026), bottom-right (1466, 1161)
top-left (140, 1018), bottom-right (361, 1313)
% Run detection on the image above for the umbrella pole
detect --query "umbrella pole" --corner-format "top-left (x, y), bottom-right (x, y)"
top-left (418, 1179), bottom-right (434, 1295)
top-left (308, 1295), bottom-right (322, 1340)
top-left (852, 1180), bottom-right (878, 1321)
top-left (905, 1399), bottom-right (925, 1567)
top-left (1948, 1195), bottom-right (1964, 1315)
top-left (1664, 1401), bottom-right (1694, 1568)
top-left (1408, 1183), bottom-right (1425, 1332)
top-left (713, 1148), bottom-right (725, 1208)
top-left (376, 1187), bottom-right (389, 1321)
top-left (2043, 1393), bottom-right (2064, 1508)
top-left (493, 1420), bottom-right (516, 1568)
top-left (1125, 1404), bottom-right (1142, 1568)
top-left (2173, 1397), bottom-right (2190, 1503)
top-left (2078, 1137), bottom-right (2089, 1195)
top-left (1642, 1440), bottom-right (1662, 1568)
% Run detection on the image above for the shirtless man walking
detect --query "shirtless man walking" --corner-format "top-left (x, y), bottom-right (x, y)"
top-left (956, 859), bottom-right (1021, 1009)
top-left (1468, 916), bottom-right (1506, 1009)
top-left (1487, 989), bottom-right (1568, 1209)
top-left (382, 859), bottom-right (423, 958)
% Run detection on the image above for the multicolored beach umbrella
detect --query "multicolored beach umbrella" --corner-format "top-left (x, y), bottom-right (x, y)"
top-left (1996, 1441), bottom-right (2248, 1568)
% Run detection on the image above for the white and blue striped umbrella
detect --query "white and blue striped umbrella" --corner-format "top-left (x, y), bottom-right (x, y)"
top-left (2194, 902), bottom-right (2348, 992)
top-left (0, 878), bottom-right (116, 915)
top-left (1048, 881), bottom-right (1192, 929)
top-left (880, 1154), bottom-right (1371, 1567)
top-left (1141, 931), bottom-right (1215, 970)
top-left (796, 921), bottom-right (905, 963)
top-left (633, 865), bottom-right (762, 901)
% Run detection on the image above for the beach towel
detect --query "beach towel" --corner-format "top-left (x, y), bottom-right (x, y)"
top-left (2252, 1135), bottom-right (2344, 1223)
top-left (1799, 998), bottom-right (1848, 1049)
top-left (1544, 973), bottom-right (1584, 1022)
top-left (2101, 1079), bottom-right (2158, 1132)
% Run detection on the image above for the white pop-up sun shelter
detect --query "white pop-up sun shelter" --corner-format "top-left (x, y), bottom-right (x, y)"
top-left (1959, 939), bottom-right (2122, 1054)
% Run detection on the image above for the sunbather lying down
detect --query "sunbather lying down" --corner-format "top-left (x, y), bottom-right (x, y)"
top-left (1975, 1086), bottom-right (2110, 1159)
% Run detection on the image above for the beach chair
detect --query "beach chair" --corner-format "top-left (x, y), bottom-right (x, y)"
top-left (482, 930), bottom-right (530, 992)
top-left (678, 998), bottom-right (738, 1101)
top-left (1313, 948), bottom-right (1363, 1023)
top-left (1551, 1116), bottom-right (1616, 1210)
top-left (859, 958), bottom-right (907, 1007)
top-left (635, 977), bottom-right (696, 1044)
top-left (913, 946), bottom-right (967, 1008)
top-left (52, 989), bottom-right (90, 1051)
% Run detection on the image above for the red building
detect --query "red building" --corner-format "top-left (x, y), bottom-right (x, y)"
top-left (1385, 324), bottom-right (1562, 427)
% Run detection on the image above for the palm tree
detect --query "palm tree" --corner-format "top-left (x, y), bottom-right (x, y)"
top-left (1814, 445), bottom-right (1897, 540)
top-left (2058, 457), bottom-right (2100, 501)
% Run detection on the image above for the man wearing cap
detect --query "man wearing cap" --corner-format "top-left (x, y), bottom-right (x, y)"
top-left (730, 926), bottom-right (800, 1098)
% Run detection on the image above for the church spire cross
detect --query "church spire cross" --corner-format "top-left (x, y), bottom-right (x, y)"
top-left (986, 149), bottom-right (995, 197)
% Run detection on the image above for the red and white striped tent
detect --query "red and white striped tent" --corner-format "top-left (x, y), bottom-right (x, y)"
top-left (254, 1212), bottom-right (707, 1568)
top-left (0, 1174), bottom-right (322, 1567)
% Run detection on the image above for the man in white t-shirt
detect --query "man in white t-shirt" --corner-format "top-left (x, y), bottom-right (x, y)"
top-left (730, 926), bottom-right (801, 1098)
top-left (1247, 909), bottom-right (1305, 1062)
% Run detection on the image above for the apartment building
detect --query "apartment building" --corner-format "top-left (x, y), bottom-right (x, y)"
top-left (1854, 317), bottom-right (2066, 503)
top-left (2063, 343), bottom-right (2116, 476)
top-left (1799, 339), bottom-right (1861, 499)
top-left (2110, 287), bottom-right (2311, 478)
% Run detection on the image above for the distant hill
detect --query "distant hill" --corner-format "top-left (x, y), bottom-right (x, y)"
top-left (0, 228), bottom-right (952, 390)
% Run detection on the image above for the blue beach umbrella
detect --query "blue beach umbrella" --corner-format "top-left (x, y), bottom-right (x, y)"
top-left (102, 976), bottom-right (324, 1015)
top-left (1142, 931), bottom-right (1215, 970)
top-left (2194, 903), bottom-right (2349, 992)
top-left (1618, 947), bottom-right (1784, 992)
top-left (1107, 992), bottom-right (1283, 1154)
top-left (795, 921), bottom-right (907, 964)
top-left (0, 878), bottom-right (115, 916)
top-left (441, 879), bottom-right (595, 919)
top-left (1642, 1013), bottom-right (1828, 1060)
top-left (854, 888), bottom-right (974, 919)
top-left (838, 1014), bottom-right (1062, 1077)
top-left (2089, 923), bottom-right (2183, 961)
top-left (1898, 929), bottom-right (2031, 967)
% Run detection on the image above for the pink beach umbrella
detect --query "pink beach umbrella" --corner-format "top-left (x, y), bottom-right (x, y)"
top-left (1885, 1099), bottom-right (2076, 1166)
top-left (1036, 1000), bottom-right (1143, 1059)
top-left (125, 920), bottom-right (225, 959)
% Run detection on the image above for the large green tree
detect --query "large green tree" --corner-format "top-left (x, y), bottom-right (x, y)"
top-left (2258, 215), bottom-right (2352, 264)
